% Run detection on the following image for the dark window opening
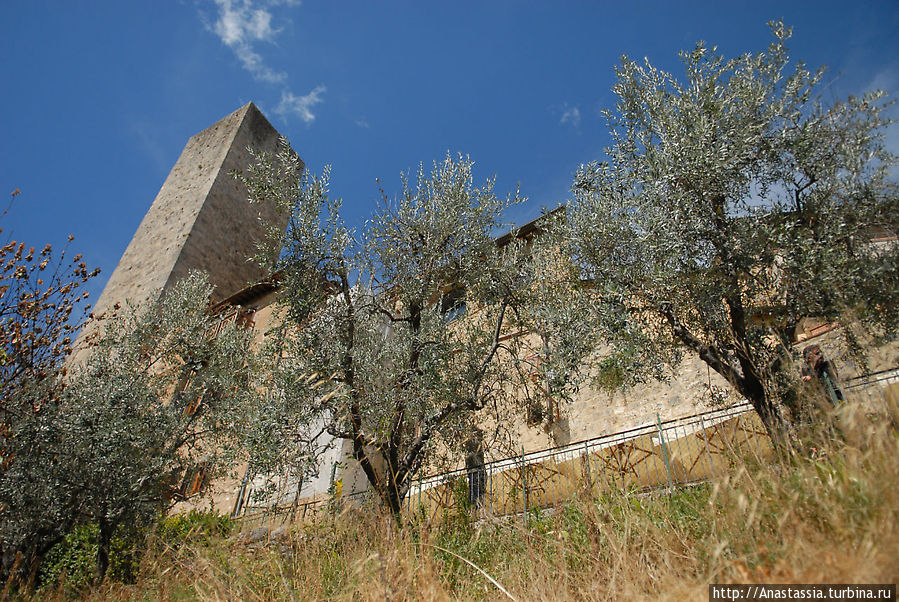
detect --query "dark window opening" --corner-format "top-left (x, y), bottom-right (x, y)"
top-left (441, 287), bottom-right (467, 322)
top-left (178, 463), bottom-right (209, 498)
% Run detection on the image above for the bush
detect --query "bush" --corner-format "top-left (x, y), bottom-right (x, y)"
top-left (39, 523), bottom-right (140, 592)
top-left (156, 508), bottom-right (233, 547)
top-left (38, 509), bottom-right (231, 594)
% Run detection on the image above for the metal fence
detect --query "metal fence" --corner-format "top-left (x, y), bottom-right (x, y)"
top-left (403, 403), bottom-right (771, 524)
top-left (237, 489), bottom-right (376, 530)
top-left (844, 367), bottom-right (899, 404)
top-left (234, 403), bottom-right (774, 529)
top-left (235, 367), bottom-right (896, 529)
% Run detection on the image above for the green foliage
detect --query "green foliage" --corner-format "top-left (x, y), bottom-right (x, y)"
top-left (239, 147), bottom-right (589, 515)
top-left (39, 523), bottom-right (140, 592)
top-left (39, 525), bottom-right (99, 591)
top-left (593, 352), bottom-right (637, 392)
top-left (157, 509), bottom-right (234, 547)
top-left (438, 477), bottom-right (474, 532)
top-left (1, 272), bottom-right (260, 586)
top-left (38, 510), bottom-right (232, 593)
top-left (568, 21), bottom-right (898, 436)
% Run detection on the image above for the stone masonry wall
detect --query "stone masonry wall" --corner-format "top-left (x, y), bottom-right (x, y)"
top-left (509, 323), bottom-right (899, 457)
top-left (164, 104), bottom-right (294, 303)
top-left (508, 351), bottom-right (736, 457)
top-left (90, 103), bottom-right (291, 322)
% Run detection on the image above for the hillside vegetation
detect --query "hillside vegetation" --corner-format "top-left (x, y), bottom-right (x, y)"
top-left (27, 404), bottom-right (898, 601)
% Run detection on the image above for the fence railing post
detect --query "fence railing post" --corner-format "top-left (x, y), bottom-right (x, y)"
top-left (521, 446), bottom-right (528, 519)
top-left (700, 416), bottom-right (717, 478)
top-left (488, 462), bottom-right (494, 516)
top-left (583, 441), bottom-right (592, 493)
top-left (656, 413), bottom-right (674, 492)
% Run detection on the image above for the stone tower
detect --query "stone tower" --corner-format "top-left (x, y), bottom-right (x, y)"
top-left (89, 102), bottom-right (294, 321)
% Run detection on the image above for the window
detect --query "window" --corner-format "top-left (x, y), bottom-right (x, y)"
top-left (440, 287), bottom-right (467, 323)
top-left (178, 463), bottom-right (209, 498)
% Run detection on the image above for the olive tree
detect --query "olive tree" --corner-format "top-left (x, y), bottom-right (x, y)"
top-left (239, 147), bottom-right (588, 516)
top-left (1, 273), bottom-right (259, 584)
top-left (567, 22), bottom-right (898, 442)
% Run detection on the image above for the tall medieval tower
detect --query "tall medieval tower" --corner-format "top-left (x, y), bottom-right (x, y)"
top-left (89, 103), bottom-right (294, 323)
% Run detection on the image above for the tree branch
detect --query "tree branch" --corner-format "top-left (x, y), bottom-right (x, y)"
top-left (659, 302), bottom-right (743, 388)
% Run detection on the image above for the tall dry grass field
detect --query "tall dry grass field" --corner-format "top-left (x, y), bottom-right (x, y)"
top-left (32, 398), bottom-right (899, 601)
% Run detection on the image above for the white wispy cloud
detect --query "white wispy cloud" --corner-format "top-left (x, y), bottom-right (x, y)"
top-left (355, 118), bottom-right (370, 129)
top-left (275, 85), bottom-right (327, 123)
top-left (205, 0), bottom-right (328, 124)
top-left (560, 105), bottom-right (581, 127)
top-left (211, 0), bottom-right (286, 83)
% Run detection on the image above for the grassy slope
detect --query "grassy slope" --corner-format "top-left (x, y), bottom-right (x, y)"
top-left (38, 405), bottom-right (899, 601)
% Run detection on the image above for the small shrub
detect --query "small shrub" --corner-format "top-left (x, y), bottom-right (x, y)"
top-left (39, 523), bottom-right (140, 591)
top-left (156, 508), bottom-right (233, 547)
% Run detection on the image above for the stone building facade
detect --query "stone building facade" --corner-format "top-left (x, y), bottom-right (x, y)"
top-left (89, 104), bottom-right (898, 517)
top-left (88, 102), bottom-right (291, 323)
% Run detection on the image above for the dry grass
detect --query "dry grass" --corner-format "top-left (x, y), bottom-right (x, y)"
top-left (36, 404), bottom-right (899, 601)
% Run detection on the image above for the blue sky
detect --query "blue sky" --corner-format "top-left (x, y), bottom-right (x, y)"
top-left (2, 1), bottom-right (898, 303)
